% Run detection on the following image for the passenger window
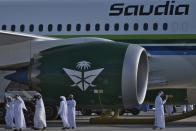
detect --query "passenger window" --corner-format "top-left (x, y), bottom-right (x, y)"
top-left (172, 23), bottom-right (178, 32)
top-left (48, 24), bottom-right (53, 32)
top-left (95, 24), bottom-right (100, 31)
top-left (163, 23), bottom-right (168, 31)
top-left (39, 24), bottom-right (43, 32)
top-left (143, 23), bottom-right (148, 31)
top-left (134, 23), bottom-right (139, 31)
top-left (57, 24), bottom-right (62, 32)
top-left (105, 23), bottom-right (110, 31)
top-left (11, 25), bottom-right (16, 32)
top-left (20, 24), bottom-right (25, 32)
top-left (67, 24), bottom-right (71, 31)
top-left (86, 24), bottom-right (90, 31)
top-left (114, 23), bottom-right (119, 31)
top-left (2, 25), bottom-right (6, 30)
top-left (76, 24), bottom-right (81, 31)
top-left (124, 23), bottom-right (129, 31)
top-left (182, 22), bottom-right (188, 32)
top-left (153, 23), bottom-right (158, 31)
top-left (29, 24), bottom-right (34, 32)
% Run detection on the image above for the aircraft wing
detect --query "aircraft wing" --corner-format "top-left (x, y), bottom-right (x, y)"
top-left (0, 30), bottom-right (56, 46)
top-left (0, 30), bottom-right (58, 68)
top-left (0, 30), bottom-right (113, 69)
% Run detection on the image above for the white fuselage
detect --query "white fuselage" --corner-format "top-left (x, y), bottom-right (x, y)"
top-left (0, 0), bottom-right (195, 35)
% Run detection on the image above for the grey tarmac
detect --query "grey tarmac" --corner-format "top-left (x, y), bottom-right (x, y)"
top-left (0, 115), bottom-right (195, 131)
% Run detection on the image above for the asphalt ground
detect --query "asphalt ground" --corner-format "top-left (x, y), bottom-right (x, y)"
top-left (0, 111), bottom-right (195, 131)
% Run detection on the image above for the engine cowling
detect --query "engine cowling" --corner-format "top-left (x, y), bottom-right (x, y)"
top-left (121, 44), bottom-right (149, 108)
top-left (5, 41), bottom-right (149, 109)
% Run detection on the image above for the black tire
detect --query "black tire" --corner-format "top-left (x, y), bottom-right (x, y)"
top-left (81, 109), bottom-right (92, 116)
top-left (0, 105), bottom-right (5, 124)
top-left (119, 109), bottom-right (125, 116)
top-left (130, 108), bottom-right (140, 115)
top-left (24, 102), bottom-right (35, 126)
top-left (95, 111), bottom-right (103, 116)
top-left (45, 104), bottom-right (58, 120)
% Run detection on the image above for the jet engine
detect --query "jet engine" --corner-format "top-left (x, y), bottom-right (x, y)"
top-left (5, 41), bottom-right (149, 109)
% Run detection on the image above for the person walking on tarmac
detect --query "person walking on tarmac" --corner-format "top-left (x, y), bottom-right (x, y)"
top-left (165, 98), bottom-right (173, 116)
top-left (58, 96), bottom-right (70, 130)
top-left (5, 96), bottom-right (15, 129)
top-left (186, 105), bottom-right (194, 112)
top-left (153, 91), bottom-right (168, 130)
top-left (67, 94), bottom-right (76, 129)
top-left (13, 95), bottom-right (27, 131)
top-left (33, 93), bottom-right (47, 130)
top-left (181, 105), bottom-right (187, 113)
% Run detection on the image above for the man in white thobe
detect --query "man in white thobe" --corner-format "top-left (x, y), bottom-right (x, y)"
top-left (187, 105), bottom-right (194, 112)
top-left (153, 91), bottom-right (167, 130)
top-left (166, 105), bottom-right (173, 116)
top-left (14, 95), bottom-right (27, 131)
top-left (58, 96), bottom-right (69, 130)
top-left (181, 105), bottom-right (187, 113)
top-left (33, 93), bottom-right (47, 130)
top-left (67, 94), bottom-right (76, 129)
top-left (5, 96), bottom-right (14, 129)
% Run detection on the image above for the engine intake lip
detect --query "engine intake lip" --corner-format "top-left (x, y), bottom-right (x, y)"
top-left (121, 44), bottom-right (149, 108)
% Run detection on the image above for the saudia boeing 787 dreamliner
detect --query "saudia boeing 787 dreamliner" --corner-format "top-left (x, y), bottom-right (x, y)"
top-left (0, 0), bottom-right (196, 118)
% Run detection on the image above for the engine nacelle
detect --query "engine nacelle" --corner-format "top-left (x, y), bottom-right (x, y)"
top-left (5, 41), bottom-right (149, 109)
top-left (121, 44), bottom-right (149, 108)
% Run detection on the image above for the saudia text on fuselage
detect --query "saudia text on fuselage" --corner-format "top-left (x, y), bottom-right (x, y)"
top-left (109, 1), bottom-right (189, 16)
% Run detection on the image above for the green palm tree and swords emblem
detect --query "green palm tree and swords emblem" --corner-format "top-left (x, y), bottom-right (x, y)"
top-left (63, 61), bottom-right (104, 91)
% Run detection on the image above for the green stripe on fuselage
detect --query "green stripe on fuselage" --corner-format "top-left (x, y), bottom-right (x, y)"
top-left (50, 34), bottom-right (196, 44)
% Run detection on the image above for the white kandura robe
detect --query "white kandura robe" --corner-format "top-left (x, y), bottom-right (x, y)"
top-left (34, 98), bottom-right (47, 129)
top-left (14, 97), bottom-right (27, 129)
top-left (5, 101), bottom-right (15, 128)
top-left (67, 99), bottom-right (76, 128)
top-left (154, 95), bottom-right (166, 129)
top-left (58, 97), bottom-right (69, 128)
top-left (166, 105), bottom-right (173, 116)
top-left (186, 105), bottom-right (194, 112)
top-left (181, 105), bottom-right (187, 113)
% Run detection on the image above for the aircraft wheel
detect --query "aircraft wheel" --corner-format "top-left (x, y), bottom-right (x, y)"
top-left (24, 102), bottom-right (35, 126)
top-left (95, 111), bottom-right (103, 115)
top-left (0, 105), bottom-right (5, 124)
top-left (45, 104), bottom-right (58, 120)
top-left (130, 108), bottom-right (140, 115)
top-left (81, 109), bottom-right (92, 116)
top-left (119, 109), bottom-right (125, 116)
